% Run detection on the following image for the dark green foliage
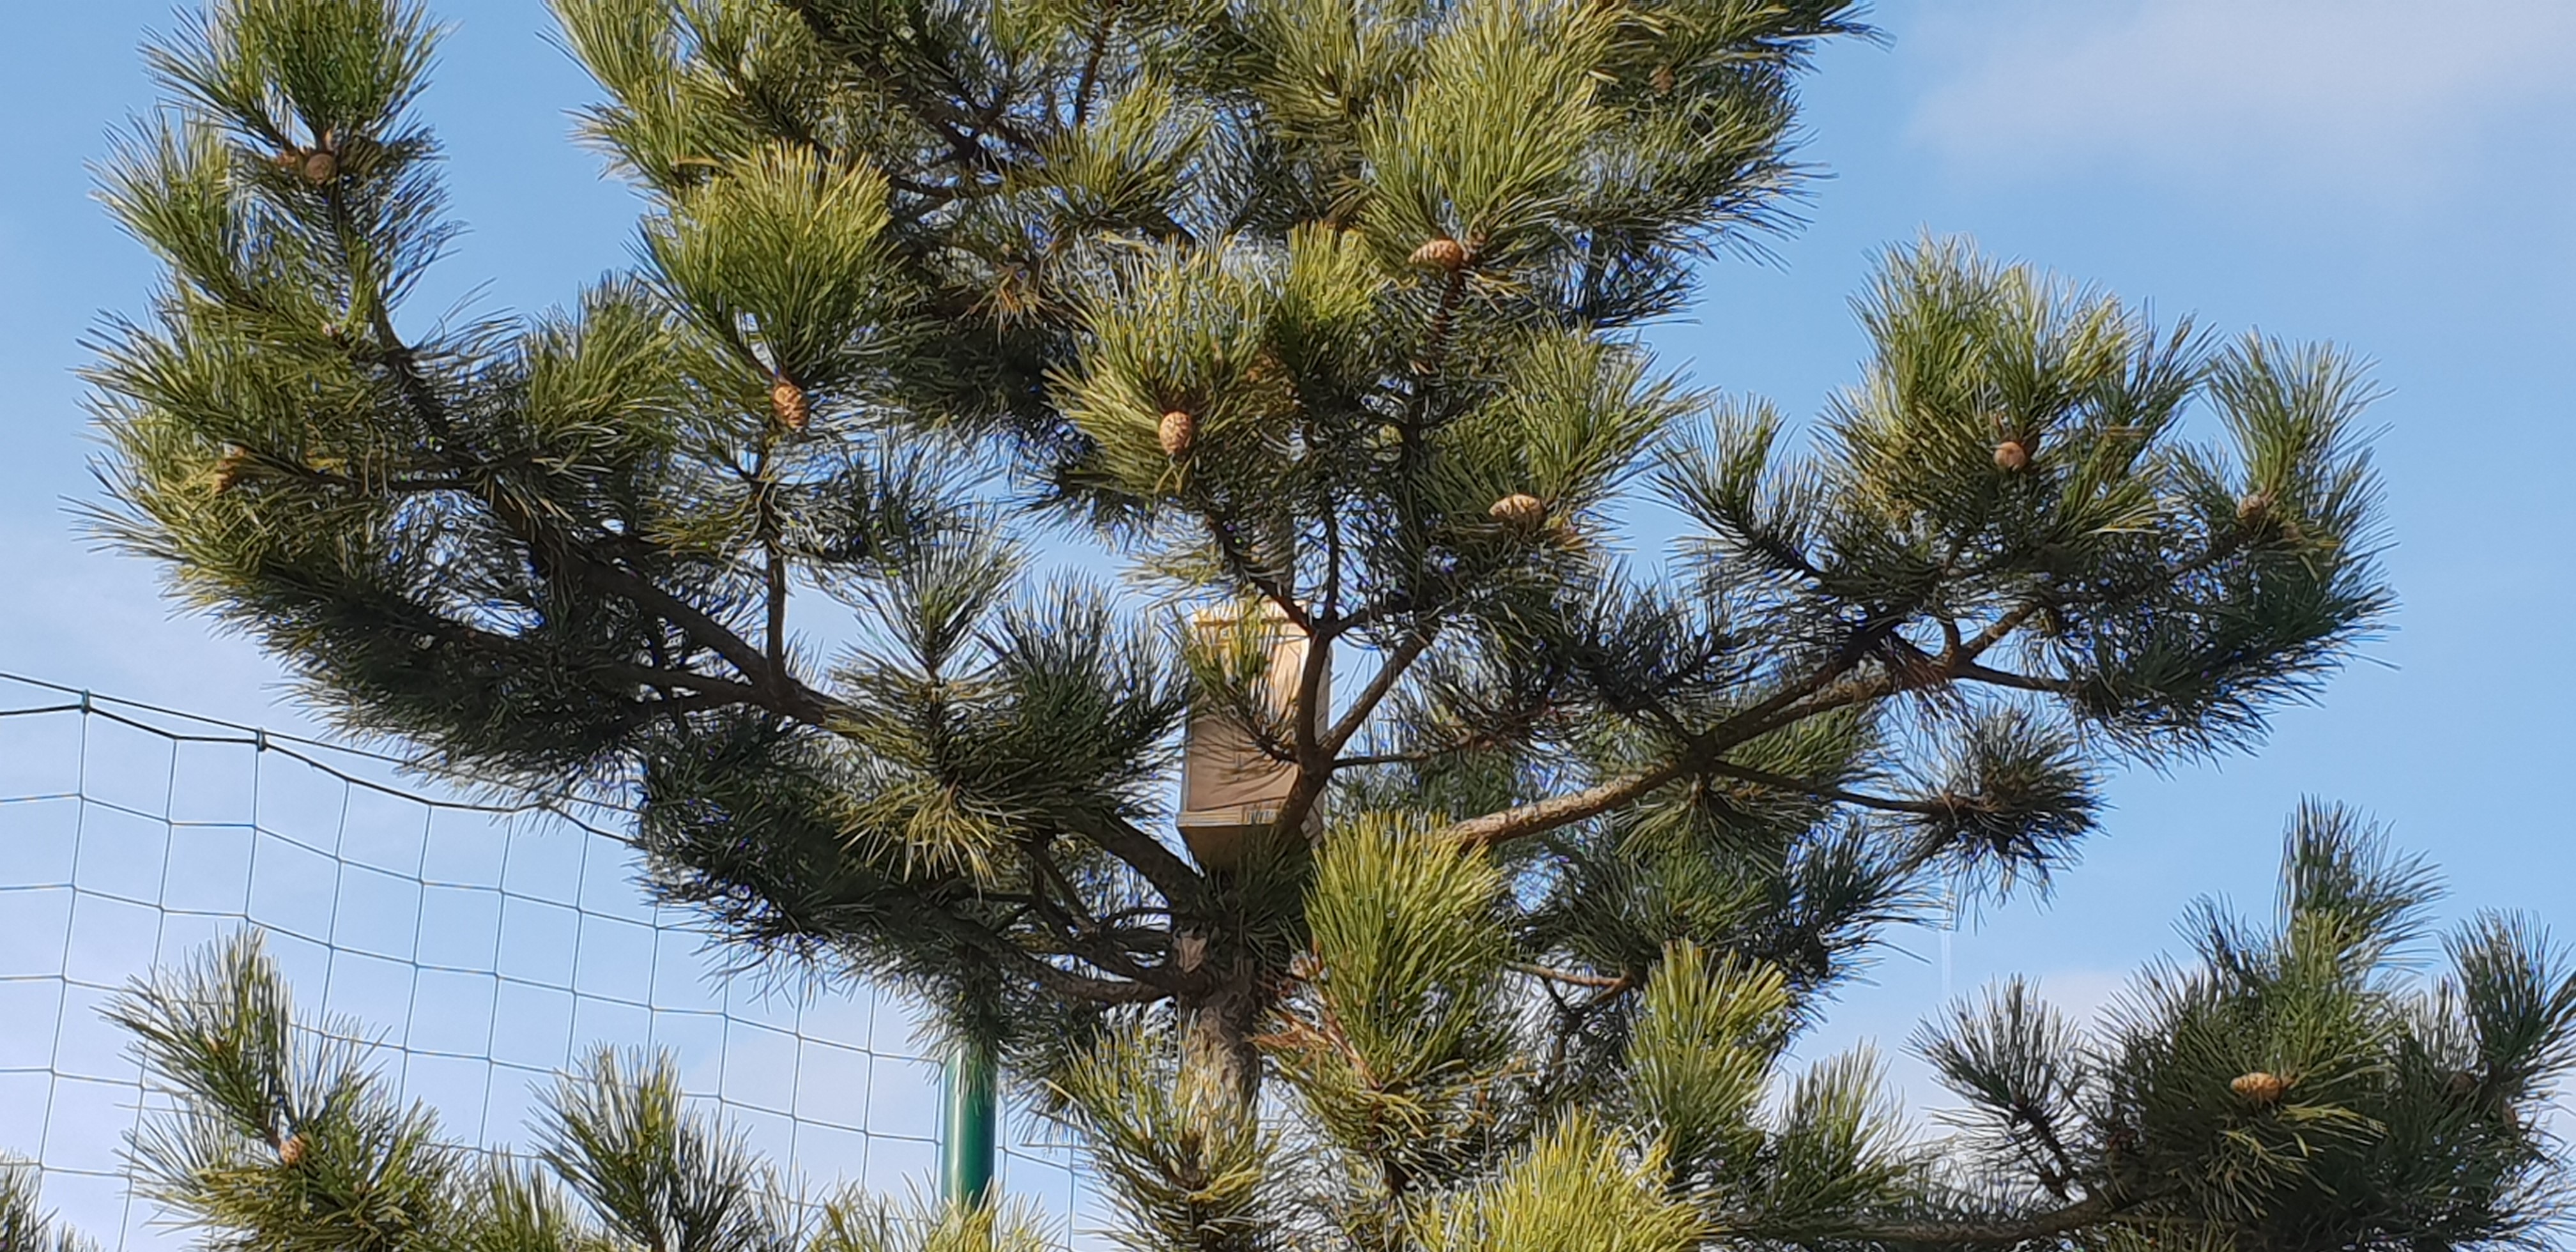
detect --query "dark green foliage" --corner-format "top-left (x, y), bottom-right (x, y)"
top-left (57, 0), bottom-right (2478, 1246)
top-left (1913, 804), bottom-right (2576, 1250)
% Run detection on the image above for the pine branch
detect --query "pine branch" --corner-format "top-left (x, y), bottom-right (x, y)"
top-left (1440, 520), bottom-right (2283, 851)
top-left (1272, 629), bottom-right (1436, 836)
top-left (1699, 760), bottom-right (1947, 818)
top-left (1084, 816), bottom-right (1209, 910)
top-left (1512, 963), bottom-right (1630, 991)
top-left (926, 906), bottom-right (1170, 1005)
top-left (1020, 837), bottom-right (1188, 991)
top-left (1439, 645), bottom-right (1867, 848)
top-left (1322, 631), bottom-right (1437, 756)
top-left (1202, 510), bottom-right (1308, 630)
top-left (571, 551), bottom-right (843, 723)
top-left (771, 0), bottom-right (1044, 172)
top-left (348, 287), bottom-right (848, 728)
top-left (1440, 753), bottom-right (1700, 850)
top-left (594, 663), bottom-right (772, 706)
top-left (1071, 1), bottom-right (1118, 130)
top-left (1763, 1187), bottom-right (2168, 1247)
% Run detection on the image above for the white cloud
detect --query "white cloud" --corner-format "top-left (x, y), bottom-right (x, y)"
top-left (1905, 0), bottom-right (2576, 193)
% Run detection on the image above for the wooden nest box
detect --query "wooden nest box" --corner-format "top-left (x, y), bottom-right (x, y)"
top-left (1177, 603), bottom-right (1326, 872)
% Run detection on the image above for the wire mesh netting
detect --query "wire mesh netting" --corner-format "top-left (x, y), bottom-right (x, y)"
top-left (0, 671), bottom-right (1096, 1249)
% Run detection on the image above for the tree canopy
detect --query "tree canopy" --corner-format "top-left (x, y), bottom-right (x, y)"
top-left (50, 0), bottom-right (2560, 1246)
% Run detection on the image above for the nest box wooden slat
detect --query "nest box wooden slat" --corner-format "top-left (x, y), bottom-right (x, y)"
top-left (1177, 604), bottom-right (1325, 871)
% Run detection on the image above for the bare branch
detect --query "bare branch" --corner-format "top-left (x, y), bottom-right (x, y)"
top-left (1322, 631), bottom-right (1436, 758)
top-left (1081, 816), bottom-right (1208, 911)
top-left (1441, 755), bottom-right (1698, 849)
top-left (1511, 963), bottom-right (1630, 991)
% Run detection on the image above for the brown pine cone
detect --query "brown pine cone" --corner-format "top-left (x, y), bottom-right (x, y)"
top-left (1409, 237), bottom-right (1470, 271)
top-left (1993, 439), bottom-right (2030, 471)
top-left (2230, 1071), bottom-right (2288, 1104)
top-left (771, 376), bottom-right (809, 431)
top-left (211, 445), bottom-right (256, 494)
top-left (1489, 492), bottom-right (1547, 531)
top-left (1158, 409), bottom-right (1196, 457)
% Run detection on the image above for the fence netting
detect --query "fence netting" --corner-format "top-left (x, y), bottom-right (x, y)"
top-left (0, 673), bottom-right (1096, 1249)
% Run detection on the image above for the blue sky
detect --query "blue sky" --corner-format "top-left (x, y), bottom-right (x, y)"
top-left (3, 0), bottom-right (2572, 1106)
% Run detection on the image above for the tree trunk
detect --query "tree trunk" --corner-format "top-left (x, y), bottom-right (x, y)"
top-left (1177, 932), bottom-right (1265, 1108)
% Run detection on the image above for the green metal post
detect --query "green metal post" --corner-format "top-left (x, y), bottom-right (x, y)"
top-left (940, 1040), bottom-right (998, 1209)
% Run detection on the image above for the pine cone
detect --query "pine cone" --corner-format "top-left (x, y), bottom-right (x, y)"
top-left (2230, 1071), bottom-right (2288, 1104)
top-left (770, 376), bottom-right (809, 431)
top-left (1489, 492), bottom-right (1547, 531)
top-left (1651, 64), bottom-right (1676, 95)
top-left (1158, 409), bottom-right (1196, 458)
top-left (300, 148), bottom-right (339, 184)
top-left (211, 445), bottom-right (256, 494)
top-left (276, 1133), bottom-right (306, 1167)
top-left (2445, 1069), bottom-right (2480, 1101)
top-left (1409, 237), bottom-right (1470, 272)
top-left (1992, 440), bottom-right (2030, 471)
top-left (2237, 490), bottom-right (2276, 525)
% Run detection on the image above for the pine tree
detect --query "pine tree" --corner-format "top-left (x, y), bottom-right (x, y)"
top-left (16, 814), bottom-right (2574, 1252)
top-left (3, 1157), bottom-right (96, 1252)
top-left (62, 0), bottom-right (2553, 1246)
top-left (70, 932), bottom-right (1064, 1252)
